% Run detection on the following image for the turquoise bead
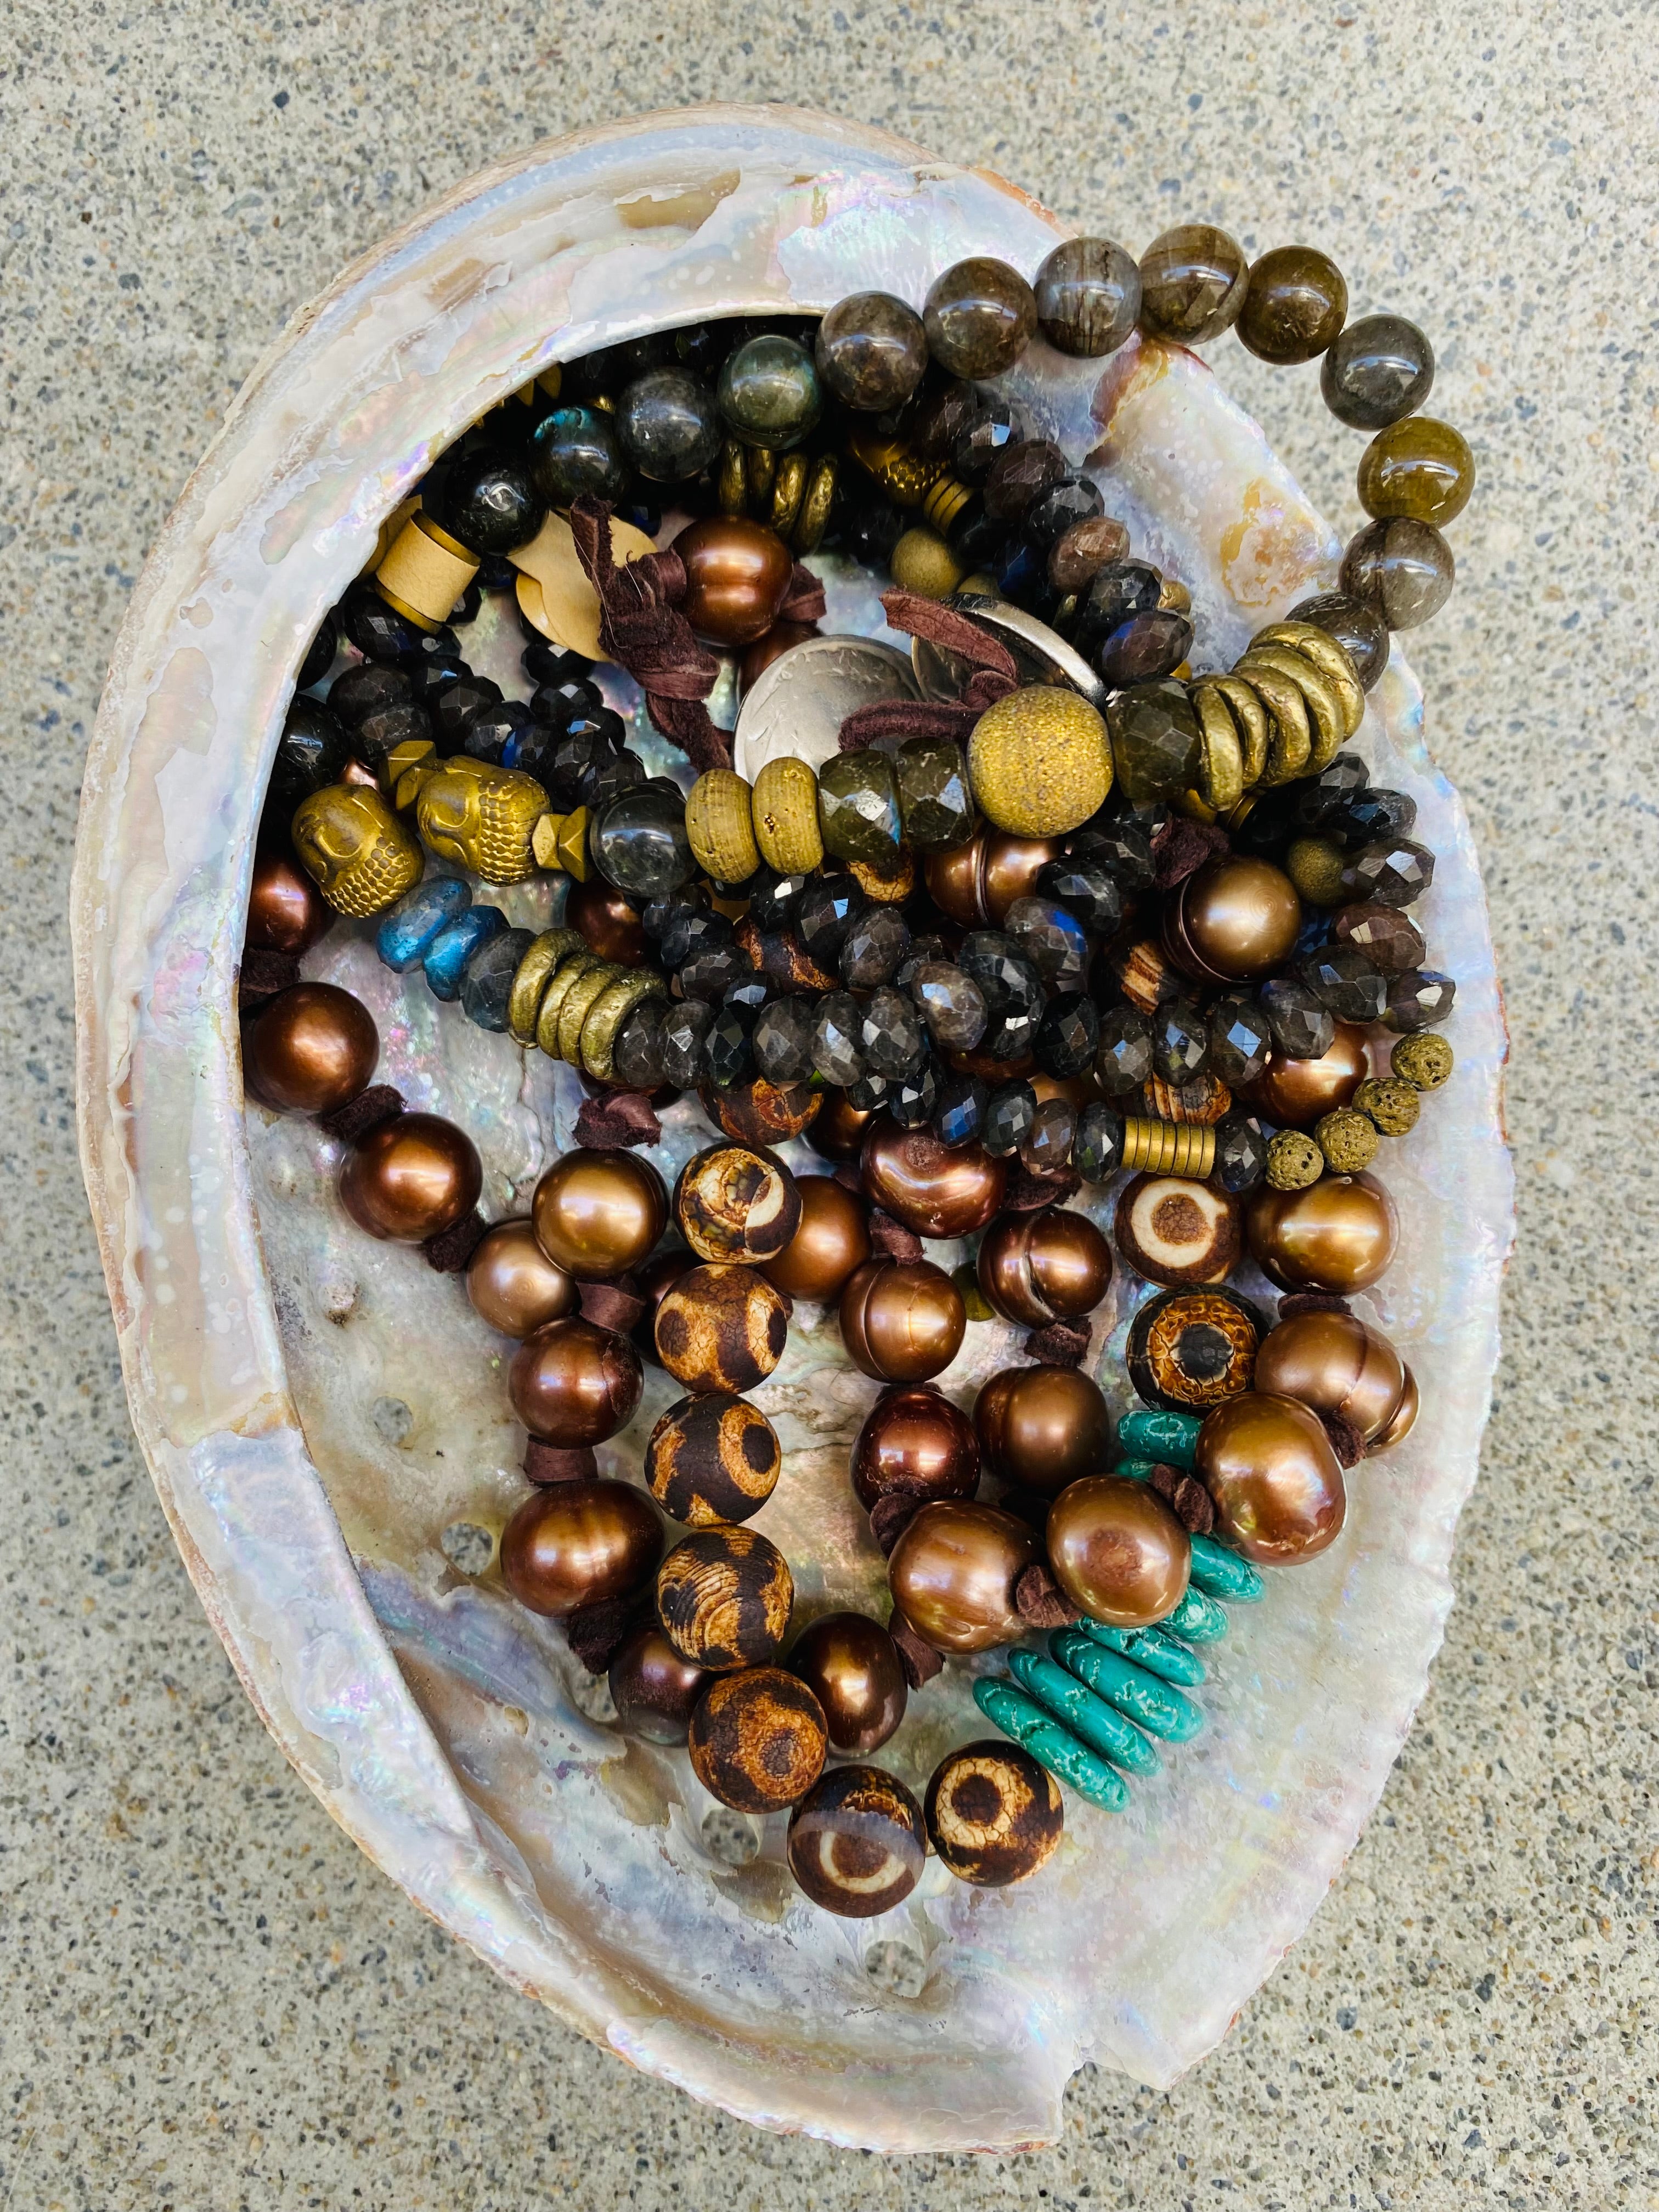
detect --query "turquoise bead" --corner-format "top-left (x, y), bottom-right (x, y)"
top-left (1116, 1407), bottom-right (1203, 1469)
top-left (1187, 1533), bottom-right (1266, 1604)
top-left (1075, 1619), bottom-right (1207, 1689)
top-left (376, 875), bottom-right (471, 972)
top-left (1007, 1649), bottom-right (1159, 1775)
top-left (1112, 1457), bottom-right (1160, 1481)
top-left (1049, 1628), bottom-right (1204, 1742)
top-left (975, 1680), bottom-right (1130, 1812)
top-left (1162, 1584), bottom-right (1230, 1643)
top-left (424, 905), bottom-right (505, 1001)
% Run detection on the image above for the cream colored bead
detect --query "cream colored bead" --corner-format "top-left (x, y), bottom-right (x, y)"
top-left (374, 513), bottom-right (479, 631)
top-left (685, 770), bottom-right (760, 885)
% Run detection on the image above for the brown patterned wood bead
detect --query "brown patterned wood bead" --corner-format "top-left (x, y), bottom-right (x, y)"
top-left (645, 1392), bottom-right (782, 1526)
top-left (786, 1763), bottom-right (927, 1916)
top-left (699, 1076), bottom-right (822, 1146)
top-left (688, 1666), bottom-right (828, 1814)
top-left (1109, 936), bottom-right (1177, 1015)
top-left (923, 1740), bottom-right (1063, 1887)
top-left (656, 1523), bottom-right (794, 1671)
top-left (654, 1263), bottom-right (790, 1393)
top-left (1114, 1173), bottom-right (1241, 1288)
top-left (675, 1143), bottom-right (802, 1266)
top-left (1142, 1070), bottom-right (1234, 1126)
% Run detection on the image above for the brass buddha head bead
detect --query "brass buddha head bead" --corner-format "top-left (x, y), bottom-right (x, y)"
top-left (292, 782), bottom-right (424, 918)
top-left (415, 758), bottom-right (550, 884)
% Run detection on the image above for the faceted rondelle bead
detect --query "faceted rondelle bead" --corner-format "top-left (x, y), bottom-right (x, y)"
top-left (1382, 969), bottom-right (1457, 1032)
top-left (861, 988), bottom-right (926, 1079)
top-left (660, 1001), bottom-right (713, 1088)
top-left (1286, 591), bottom-right (1390, 691)
top-left (1034, 236), bottom-right (1143, 357)
top-left (591, 786), bottom-right (694, 899)
top-left (1004, 896), bottom-right (1089, 991)
top-left (951, 397), bottom-right (1022, 482)
top-left (840, 905), bottom-right (911, 989)
top-left (1108, 682), bottom-right (1203, 802)
top-left (797, 874), bottom-right (866, 962)
top-left (753, 996), bottom-right (817, 1085)
top-left (1357, 417), bottom-right (1476, 528)
top-left (1074, 1102), bottom-right (1125, 1183)
top-left (1037, 847), bottom-right (1122, 934)
top-left (1020, 1096), bottom-right (1077, 1172)
top-left (1339, 836), bottom-right (1436, 909)
top-left (1212, 1114), bottom-right (1269, 1194)
top-left (1260, 977), bottom-right (1336, 1062)
top-left (813, 993), bottom-right (866, 1087)
top-left (528, 406), bottom-right (629, 508)
top-left (1321, 313), bottom-right (1436, 431)
top-left (985, 439), bottom-right (1065, 523)
top-left (1094, 1006), bottom-right (1155, 1096)
top-left (894, 736), bottom-right (975, 850)
top-left (817, 750), bottom-right (904, 874)
top-left (1094, 610), bottom-right (1192, 687)
top-left (613, 1005), bottom-right (665, 1090)
top-left (1208, 992), bottom-right (1274, 1085)
top-left (376, 874), bottom-right (472, 972)
top-left (718, 334), bottom-right (822, 450)
top-left (1236, 245), bottom-right (1348, 365)
top-left (1035, 992), bottom-right (1100, 1079)
top-left (424, 906), bottom-right (505, 1001)
top-left (1048, 515), bottom-right (1132, 594)
top-left (923, 257), bottom-right (1039, 379)
top-left (616, 368), bottom-right (723, 483)
top-left (934, 1073), bottom-right (989, 1149)
top-left (1137, 224), bottom-right (1249, 344)
top-left (815, 291), bottom-right (929, 412)
top-left (1153, 1000), bottom-right (1210, 1084)
top-left (982, 1080), bottom-right (1038, 1158)
top-left (704, 1001), bottom-right (756, 1089)
top-left (1340, 517), bottom-right (1455, 631)
top-left (907, 962), bottom-right (989, 1053)
top-left (1334, 902), bottom-right (1425, 972)
top-left (1024, 475), bottom-right (1105, 552)
top-left (1299, 943), bottom-right (1389, 1025)
top-left (460, 926), bottom-right (535, 1032)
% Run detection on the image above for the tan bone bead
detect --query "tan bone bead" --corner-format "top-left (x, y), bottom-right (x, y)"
top-left (752, 757), bottom-right (825, 874)
top-left (374, 512), bottom-right (479, 631)
top-left (685, 770), bottom-right (760, 886)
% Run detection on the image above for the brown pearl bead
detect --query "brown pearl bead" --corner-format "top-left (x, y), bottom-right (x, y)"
top-left (672, 516), bottom-right (794, 646)
top-left (924, 831), bottom-right (1060, 928)
top-left (789, 1612), bottom-right (908, 1753)
top-left (1197, 1392), bottom-right (1347, 1565)
top-left (1045, 1475), bottom-right (1190, 1627)
top-left (608, 1624), bottom-right (710, 1746)
top-left (633, 1248), bottom-right (696, 1368)
top-left (860, 1116), bottom-right (1007, 1240)
top-left (688, 1666), bottom-right (827, 1813)
top-left (1245, 1021), bottom-right (1369, 1130)
top-left (565, 877), bottom-right (647, 966)
top-left (1172, 857), bottom-right (1302, 983)
top-left (1246, 1171), bottom-right (1398, 1294)
top-left (1372, 1364), bottom-right (1420, 1452)
top-left (1254, 1308), bottom-right (1415, 1449)
top-left (787, 1762), bottom-right (926, 1916)
top-left (499, 1478), bottom-right (663, 1617)
top-left (338, 1111), bottom-right (479, 1242)
top-left (760, 1175), bottom-right (871, 1302)
top-left (851, 1383), bottom-right (980, 1511)
top-left (804, 1088), bottom-right (876, 1164)
top-left (975, 1206), bottom-right (1113, 1328)
top-left (839, 1258), bottom-right (966, 1384)
top-left (246, 844), bottom-right (330, 955)
top-left (532, 1149), bottom-right (667, 1281)
top-left (245, 981), bottom-right (378, 1116)
top-left (465, 1218), bottom-right (579, 1338)
top-left (974, 1364), bottom-right (1111, 1496)
top-left (887, 1499), bottom-right (1036, 1654)
top-left (924, 1741), bottom-right (1062, 1887)
top-left (508, 1315), bottom-right (644, 1445)
top-left (739, 618), bottom-right (817, 696)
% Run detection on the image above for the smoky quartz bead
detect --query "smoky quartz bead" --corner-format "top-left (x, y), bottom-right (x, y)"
top-left (846, 1071), bottom-right (893, 1113)
top-left (1108, 682), bottom-right (1203, 803)
top-left (1212, 1114), bottom-right (1269, 1195)
top-left (817, 751), bottom-right (903, 874)
top-left (460, 927), bottom-right (535, 1032)
top-left (1292, 752), bottom-right (1370, 832)
top-left (889, 1058), bottom-right (940, 1130)
top-left (1004, 897), bottom-right (1089, 991)
top-left (959, 933), bottom-right (1045, 1023)
top-left (1095, 1005), bottom-right (1155, 1095)
top-left (1328, 787), bottom-right (1418, 848)
top-left (815, 291), bottom-right (928, 413)
top-left (1260, 977), bottom-right (1336, 1061)
top-left (1340, 836), bottom-right (1435, 908)
top-left (592, 786), bottom-right (693, 899)
top-left (1341, 517), bottom-right (1454, 631)
top-left (1034, 236), bottom-right (1142, 357)
top-left (430, 447), bottom-right (543, 556)
top-left (985, 438), bottom-right (1065, 523)
top-left (1138, 224), bottom-right (1248, 344)
top-left (1299, 943), bottom-right (1389, 1024)
top-left (1207, 992), bottom-right (1274, 1084)
top-left (894, 737), bottom-right (974, 850)
top-left (616, 368), bottom-right (722, 483)
top-left (271, 698), bottom-right (349, 814)
top-left (951, 398), bottom-right (1022, 484)
top-left (861, 987), bottom-right (926, 1079)
top-left (1074, 1102), bottom-right (1125, 1184)
top-left (718, 334), bottom-right (822, 450)
top-left (1383, 969), bottom-right (1456, 1032)
top-left (798, 874), bottom-right (867, 963)
top-left (1084, 815), bottom-right (1158, 891)
top-left (1334, 902), bottom-right (1425, 973)
top-left (1288, 592), bottom-right (1390, 691)
top-left (841, 905), bottom-right (910, 988)
top-left (983, 1080), bottom-right (1038, 1158)
top-left (753, 996), bottom-right (817, 1084)
top-left (1020, 1096), bottom-right (1077, 1173)
top-left (660, 1001), bottom-right (713, 1089)
top-left (1024, 475), bottom-right (1104, 552)
top-left (1237, 245), bottom-right (1347, 365)
top-left (613, 1005), bottom-right (666, 1091)
top-left (1095, 610), bottom-right (1192, 687)
top-left (746, 865), bottom-right (807, 935)
top-left (1038, 847), bottom-right (1123, 934)
top-left (1321, 313), bottom-right (1436, 432)
top-left (678, 942), bottom-right (749, 1002)
top-left (706, 1001), bottom-right (757, 1089)
top-left (1357, 417), bottom-right (1476, 529)
top-left (1153, 1000), bottom-right (1210, 1083)
top-left (813, 992), bottom-right (866, 1086)
top-left (1035, 992), bottom-right (1100, 1079)
top-left (660, 905), bottom-right (730, 970)
top-left (908, 962), bottom-right (989, 1052)
top-left (934, 1072), bottom-right (989, 1149)
top-left (924, 257), bottom-right (1038, 379)
top-left (529, 407), bottom-right (630, 508)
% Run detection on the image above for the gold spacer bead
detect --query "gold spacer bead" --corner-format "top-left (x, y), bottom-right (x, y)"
top-left (556, 960), bottom-right (627, 1064)
top-left (770, 451), bottom-right (808, 540)
top-left (744, 442), bottom-right (777, 507)
top-left (793, 455), bottom-right (837, 554)
top-left (531, 807), bottom-right (590, 881)
top-left (685, 770), bottom-right (760, 886)
top-left (579, 972), bottom-right (667, 1082)
top-left (1119, 1119), bottom-right (1216, 1178)
top-left (751, 756), bottom-right (825, 874)
top-left (846, 430), bottom-right (941, 509)
top-left (507, 928), bottom-right (586, 1047)
top-left (921, 473), bottom-right (974, 538)
top-left (534, 952), bottom-right (601, 1058)
top-left (718, 438), bottom-right (748, 517)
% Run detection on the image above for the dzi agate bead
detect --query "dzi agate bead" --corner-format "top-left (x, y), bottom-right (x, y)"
top-left (1237, 245), bottom-right (1347, 365)
top-left (656, 1523), bottom-right (794, 1671)
top-left (924, 1740), bottom-right (1063, 1886)
top-left (788, 1615), bottom-right (909, 1754)
top-left (656, 1264), bottom-right (791, 1393)
top-left (1321, 313), bottom-right (1436, 431)
top-left (689, 1667), bottom-right (827, 1814)
top-left (787, 1763), bottom-right (926, 1917)
top-left (1137, 224), bottom-right (1248, 344)
top-left (675, 1143), bottom-right (802, 1267)
top-left (645, 1393), bottom-right (782, 1527)
top-left (974, 1365), bottom-right (1112, 1496)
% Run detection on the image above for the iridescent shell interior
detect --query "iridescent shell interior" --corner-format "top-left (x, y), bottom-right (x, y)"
top-left (73, 106), bottom-right (1513, 2152)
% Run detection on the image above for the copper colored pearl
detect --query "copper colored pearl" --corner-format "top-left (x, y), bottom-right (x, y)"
top-left (608, 1623), bottom-right (709, 1746)
top-left (860, 1117), bottom-right (1006, 1240)
top-left (1045, 1475), bottom-right (1190, 1628)
top-left (509, 1315), bottom-right (643, 1446)
top-left (888, 1500), bottom-right (1036, 1654)
top-left (672, 516), bottom-right (794, 646)
top-left (246, 981), bottom-right (378, 1116)
top-left (976, 1207), bottom-right (1112, 1328)
top-left (1246, 1020), bottom-right (1369, 1130)
top-left (924, 831), bottom-right (1060, 928)
top-left (533, 1149), bottom-right (667, 1280)
top-left (566, 877), bottom-right (647, 966)
top-left (500, 1478), bottom-right (662, 1617)
top-left (789, 1612), bottom-right (908, 1753)
top-left (339, 1112), bottom-right (480, 1242)
top-left (1178, 856), bottom-right (1302, 982)
top-left (466, 1218), bottom-right (579, 1339)
top-left (1254, 1307), bottom-right (1415, 1449)
top-left (760, 1175), bottom-right (871, 1302)
top-left (246, 844), bottom-right (330, 955)
top-left (805, 1088), bottom-right (876, 1164)
top-left (851, 1383), bottom-right (980, 1510)
top-left (974, 1365), bottom-right (1111, 1497)
top-left (1196, 1392), bottom-right (1346, 1565)
top-left (1246, 1171), bottom-right (1399, 1294)
top-left (839, 1259), bottom-right (966, 1383)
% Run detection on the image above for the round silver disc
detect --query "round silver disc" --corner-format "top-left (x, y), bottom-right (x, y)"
top-left (911, 592), bottom-right (1108, 712)
top-left (732, 635), bottom-right (921, 781)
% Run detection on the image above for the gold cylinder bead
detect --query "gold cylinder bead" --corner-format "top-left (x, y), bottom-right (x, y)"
top-left (1119, 1119), bottom-right (1217, 1178)
top-left (374, 513), bottom-right (480, 631)
top-left (921, 474), bottom-right (974, 538)
top-left (770, 451), bottom-right (809, 539)
top-left (751, 756), bottom-right (825, 874)
top-left (685, 770), bottom-right (760, 885)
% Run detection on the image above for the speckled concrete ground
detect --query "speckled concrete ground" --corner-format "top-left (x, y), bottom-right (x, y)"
top-left (4, 4), bottom-right (1657, 2206)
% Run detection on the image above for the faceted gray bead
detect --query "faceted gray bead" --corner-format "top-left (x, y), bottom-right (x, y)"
top-left (861, 986), bottom-right (925, 1077)
top-left (907, 961), bottom-right (988, 1051)
top-left (1382, 969), bottom-right (1456, 1032)
top-left (1019, 1097), bottom-right (1076, 1172)
top-left (660, 1000), bottom-right (713, 1088)
top-left (1260, 978), bottom-right (1336, 1061)
top-left (812, 992), bottom-right (865, 1086)
top-left (840, 905), bottom-right (911, 989)
top-left (1074, 1102), bottom-right (1125, 1183)
top-left (1207, 992), bottom-right (1273, 1084)
top-left (1299, 944), bottom-right (1388, 1024)
top-left (1003, 895), bottom-right (1090, 991)
top-left (613, 1005), bottom-right (665, 1090)
top-left (754, 996), bottom-right (818, 1084)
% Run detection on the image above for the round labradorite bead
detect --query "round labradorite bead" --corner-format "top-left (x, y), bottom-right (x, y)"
top-left (1357, 416), bottom-right (1476, 528)
top-left (923, 257), bottom-right (1038, 379)
top-left (1340, 517), bottom-right (1455, 631)
top-left (1237, 245), bottom-right (1348, 365)
top-left (817, 750), bottom-right (904, 874)
top-left (1286, 591), bottom-right (1390, 690)
top-left (590, 786), bottom-right (695, 899)
top-left (1033, 236), bottom-right (1142, 357)
top-left (1138, 224), bottom-right (1248, 344)
top-left (815, 291), bottom-right (929, 412)
top-left (1321, 312), bottom-right (1436, 431)
top-left (616, 368), bottom-right (722, 483)
top-left (718, 334), bottom-right (822, 451)
top-left (894, 736), bottom-right (975, 850)
top-left (528, 406), bottom-right (629, 509)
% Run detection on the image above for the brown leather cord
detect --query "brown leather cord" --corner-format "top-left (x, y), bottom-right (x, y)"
top-left (838, 589), bottom-right (1020, 750)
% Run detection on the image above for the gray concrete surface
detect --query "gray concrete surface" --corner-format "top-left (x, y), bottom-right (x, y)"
top-left (4, 3), bottom-right (1657, 2204)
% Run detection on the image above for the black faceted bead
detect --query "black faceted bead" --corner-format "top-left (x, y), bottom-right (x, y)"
top-left (1080, 815), bottom-right (1159, 893)
top-left (812, 993), bottom-right (866, 1087)
top-left (539, 725), bottom-right (612, 808)
top-left (1039, 848), bottom-right (1123, 934)
top-left (704, 1001), bottom-right (756, 1090)
top-left (641, 885), bottom-right (705, 943)
top-left (1152, 1000), bottom-right (1210, 1083)
top-left (460, 927), bottom-right (535, 1032)
top-left (428, 447), bottom-right (544, 556)
top-left (746, 865), bottom-right (808, 935)
top-left (270, 698), bottom-right (350, 815)
top-left (1292, 753), bottom-right (1371, 833)
top-left (797, 873), bottom-right (868, 963)
top-left (753, 997), bottom-right (817, 1085)
top-left (1023, 473), bottom-right (1104, 552)
top-left (460, 697), bottom-right (539, 766)
top-left (1073, 1102), bottom-right (1125, 1184)
top-left (1207, 992), bottom-right (1274, 1085)
top-left (1003, 897), bottom-right (1090, 991)
top-left (992, 535), bottom-right (1046, 606)
top-left (1071, 560), bottom-right (1161, 650)
top-left (724, 974), bottom-right (770, 1013)
top-left (1299, 944), bottom-right (1389, 1024)
top-left (329, 660), bottom-right (415, 728)
top-left (1230, 786), bottom-right (1298, 859)
top-left (530, 674), bottom-right (606, 726)
top-left (980, 1011), bottom-right (1041, 1062)
top-left (1382, 969), bottom-right (1456, 1032)
top-left (662, 906), bottom-right (732, 969)
top-left (1212, 1114), bottom-right (1269, 1194)
top-left (522, 641), bottom-right (596, 690)
top-left (846, 1070), bottom-right (894, 1113)
top-left (889, 1058), bottom-right (940, 1130)
top-left (947, 503), bottom-right (1006, 567)
top-left (841, 905), bottom-right (911, 989)
top-left (340, 584), bottom-right (426, 665)
top-left (1340, 837), bottom-right (1436, 909)
top-left (1260, 978), bottom-right (1336, 1061)
top-left (411, 645), bottom-right (471, 694)
top-left (952, 399), bottom-right (1020, 483)
top-left (447, 579), bottom-right (484, 628)
top-left (679, 945), bottom-right (749, 1004)
top-left (297, 613), bottom-right (337, 692)
top-left (959, 932), bottom-right (1044, 1019)
top-left (836, 495), bottom-right (906, 569)
top-left (1035, 991), bottom-right (1101, 1079)
top-left (584, 751), bottom-right (649, 810)
top-left (982, 1080), bottom-right (1038, 1158)
top-left (934, 1073), bottom-right (989, 1149)
top-left (430, 675), bottom-right (505, 753)
top-left (613, 1005), bottom-right (666, 1091)
top-left (660, 1000), bottom-right (713, 1088)
top-left (1327, 787), bottom-right (1419, 848)
top-left (354, 701), bottom-right (432, 771)
top-left (1094, 1005), bottom-right (1155, 1094)
top-left (861, 986), bottom-right (926, 1078)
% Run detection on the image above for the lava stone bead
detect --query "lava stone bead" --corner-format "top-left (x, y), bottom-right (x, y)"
top-left (1237, 245), bottom-right (1348, 364)
top-left (789, 1616), bottom-right (909, 1756)
top-left (500, 1479), bottom-right (662, 1618)
top-left (429, 446), bottom-right (544, 555)
top-left (1138, 224), bottom-right (1248, 344)
top-left (1321, 312), bottom-right (1436, 431)
top-left (718, 334), bottom-right (822, 450)
top-left (923, 257), bottom-right (1038, 379)
top-left (528, 405), bottom-right (629, 508)
top-left (924, 1740), bottom-right (1063, 1886)
top-left (1034, 236), bottom-right (1142, 356)
top-left (616, 367), bottom-right (722, 483)
top-left (1340, 517), bottom-right (1455, 630)
top-left (655, 1263), bottom-right (791, 1393)
top-left (815, 290), bottom-right (929, 412)
top-left (508, 1316), bottom-right (644, 1446)
top-left (688, 1667), bottom-right (827, 1814)
top-left (645, 1393), bottom-right (781, 1527)
top-left (787, 1763), bottom-right (926, 1916)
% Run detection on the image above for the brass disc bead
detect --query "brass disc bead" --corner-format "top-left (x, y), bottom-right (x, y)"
top-left (788, 1613), bottom-right (909, 1754)
top-left (465, 1218), bottom-right (579, 1339)
top-left (338, 1111), bottom-right (480, 1242)
top-left (1045, 1474), bottom-right (1192, 1627)
top-left (508, 1315), bottom-right (644, 1446)
top-left (500, 1479), bottom-right (663, 1618)
top-left (975, 1206), bottom-right (1113, 1328)
top-left (760, 1175), bottom-right (871, 1302)
top-left (887, 1499), bottom-right (1036, 1654)
top-left (973, 1364), bottom-right (1112, 1496)
top-left (787, 1762), bottom-right (926, 1916)
top-left (688, 1666), bottom-right (827, 1814)
top-left (532, 1149), bottom-right (667, 1280)
top-left (245, 982), bottom-right (379, 1116)
top-left (839, 1258), bottom-right (967, 1383)
top-left (1195, 1391), bottom-right (1347, 1565)
top-left (1245, 1171), bottom-right (1399, 1293)
top-left (851, 1383), bottom-right (980, 1511)
top-left (924, 1740), bottom-right (1063, 1887)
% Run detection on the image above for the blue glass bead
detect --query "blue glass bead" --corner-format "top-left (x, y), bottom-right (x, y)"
top-left (460, 926), bottom-right (534, 1032)
top-left (1007, 1648), bottom-right (1160, 1775)
top-left (1116, 1406), bottom-right (1202, 1469)
top-left (973, 1680), bottom-right (1130, 1812)
top-left (1049, 1627), bottom-right (1204, 1741)
top-left (424, 905), bottom-right (506, 1001)
top-left (376, 876), bottom-right (472, 973)
top-left (1187, 1533), bottom-right (1266, 1604)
